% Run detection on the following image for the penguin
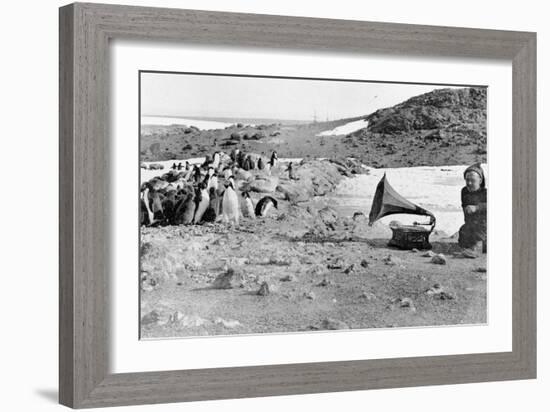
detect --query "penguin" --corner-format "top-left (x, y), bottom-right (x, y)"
top-left (269, 151), bottom-right (278, 168)
top-left (207, 169), bottom-right (218, 192)
top-left (241, 191), bottom-right (255, 218)
top-left (171, 162), bottom-right (177, 170)
top-left (237, 150), bottom-right (245, 169)
top-left (255, 196), bottom-right (278, 217)
top-left (162, 190), bottom-right (177, 224)
top-left (223, 167), bottom-right (233, 180)
top-left (201, 187), bottom-right (219, 223)
top-left (222, 180), bottom-right (240, 226)
top-left (193, 165), bottom-right (202, 183)
top-left (257, 157), bottom-right (265, 170)
top-left (177, 162), bottom-right (183, 170)
top-left (231, 148), bottom-right (240, 162)
top-left (287, 162), bottom-right (297, 180)
top-left (246, 156), bottom-right (255, 171)
top-left (178, 192), bottom-right (196, 225)
top-left (193, 183), bottom-right (210, 224)
top-left (141, 187), bottom-right (155, 225)
top-left (185, 161), bottom-right (190, 171)
top-left (212, 151), bottom-right (221, 169)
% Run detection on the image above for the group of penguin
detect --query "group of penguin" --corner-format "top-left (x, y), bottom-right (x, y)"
top-left (140, 149), bottom-right (279, 227)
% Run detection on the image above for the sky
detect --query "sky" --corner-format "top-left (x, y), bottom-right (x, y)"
top-left (140, 72), bottom-right (463, 122)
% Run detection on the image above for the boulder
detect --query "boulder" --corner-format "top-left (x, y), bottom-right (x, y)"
top-left (246, 176), bottom-right (279, 193)
top-left (430, 254), bottom-right (447, 265)
top-left (211, 268), bottom-right (243, 289)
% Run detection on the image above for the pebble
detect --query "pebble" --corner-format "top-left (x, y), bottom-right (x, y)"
top-left (383, 254), bottom-right (402, 266)
top-left (399, 297), bottom-right (414, 308)
top-left (214, 317), bottom-right (241, 329)
top-left (360, 259), bottom-right (369, 268)
top-left (327, 257), bottom-right (344, 269)
top-left (141, 310), bottom-right (161, 326)
top-left (304, 291), bottom-right (316, 300)
top-left (211, 267), bottom-right (242, 289)
top-left (257, 281), bottom-right (271, 296)
top-left (318, 278), bottom-right (331, 287)
top-left (343, 264), bottom-right (355, 274)
top-left (321, 318), bottom-right (349, 330)
top-left (430, 254), bottom-right (447, 265)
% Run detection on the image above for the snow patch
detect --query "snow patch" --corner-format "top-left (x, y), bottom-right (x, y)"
top-left (317, 119), bottom-right (369, 136)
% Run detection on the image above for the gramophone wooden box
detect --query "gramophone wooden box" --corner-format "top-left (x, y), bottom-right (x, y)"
top-left (388, 224), bottom-right (433, 250)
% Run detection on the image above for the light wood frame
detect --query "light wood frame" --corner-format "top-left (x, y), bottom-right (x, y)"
top-left (59, 2), bottom-right (536, 408)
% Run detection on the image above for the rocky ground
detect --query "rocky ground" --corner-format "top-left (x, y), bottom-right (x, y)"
top-left (140, 188), bottom-right (487, 339)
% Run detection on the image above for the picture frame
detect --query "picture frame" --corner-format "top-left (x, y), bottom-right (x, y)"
top-left (59, 2), bottom-right (536, 408)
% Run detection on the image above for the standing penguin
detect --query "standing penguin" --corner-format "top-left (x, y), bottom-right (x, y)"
top-left (287, 162), bottom-right (297, 180)
top-left (255, 196), bottom-right (278, 217)
top-left (192, 165), bottom-right (202, 184)
top-left (141, 187), bottom-right (155, 225)
top-left (212, 151), bottom-right (221, 169)
top-left (222, 180), bottom-right (240, 226)
top-left (180, 192), bottom-right (196, 225)
top-left (257, 157), bottom-right (265, 170)
top-left (269, 151), bottom-right (278, 168)
top-left (201, 187), bottom-right (219, 223)
top-left (207, 168), bottom-right (218, 192)
top-left (193, 183), bottom-right (210, 224)
top-left (241, 192), bottom-right (255, 218)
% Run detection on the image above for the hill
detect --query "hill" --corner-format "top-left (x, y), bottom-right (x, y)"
top-left (140, 87), bottom-right (487, 167)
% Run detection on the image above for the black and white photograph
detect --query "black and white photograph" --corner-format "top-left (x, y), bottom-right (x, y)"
top-left (139, 72), bottom-right (488, 339)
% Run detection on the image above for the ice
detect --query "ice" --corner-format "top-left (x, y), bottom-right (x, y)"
top-left (317, 119), bottom-right (369, 136)
top-left (327, 164), bottom-right (487, 236)
top-left (141, 116), bottom-right (242, 130)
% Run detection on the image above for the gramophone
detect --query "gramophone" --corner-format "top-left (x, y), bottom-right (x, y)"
top-left (368, 173), bottom-right (436, 250)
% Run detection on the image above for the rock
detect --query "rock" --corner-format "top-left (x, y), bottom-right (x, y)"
top-left (430, 254), bottom-right (447, 265)
top-left (170, 312), bottom-right (208, 327)
top-left (318, 206), bottom-right (338, 227)
top-left (425, 283), bottom-right (444, 295)
top-left (280, 274), bottom-right (295, 282)
top-left (383, 254), bottom-right (402, 266)
top-left (343, 264), bottom-right (355, 274)
top-left (360, 259), bottom-right (369, 268)
top-left (473, 267), bottom-right (487, 273)
top-left (411, 248), bottom-right (419, 253)
top-left (140, 271), bottom-right (158, 292)
top-left (141, 310), bottom-right (160, 325)
top-left (359, 291), bottom-right (376, 300)
top-left (276, 182), bottom-right (310, 203)
top-left (214, 317), bottom-right (241, 329)
top-left (224, 257), bottom-right (249, 266)
top-left (327, 257), bottom-right (344, 269)
top-left (247, 176), bottom-right (279, 193)
top-left (399, 297), bottom-right (414, 308)
top-left (304, 291), bottom-right (316, 300)
top-left (211, 268), bottom-right (242, 289)
top-left (435, 291), bottom-right (455, 300)
top-left (422, 250), bottom-right (436, 257)
top-left (257, 281), bottom-right (271, 296)
top-left (321, 318), bottom-right (349, 330)
top-left (317, 278), bottom-right (331, 287)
